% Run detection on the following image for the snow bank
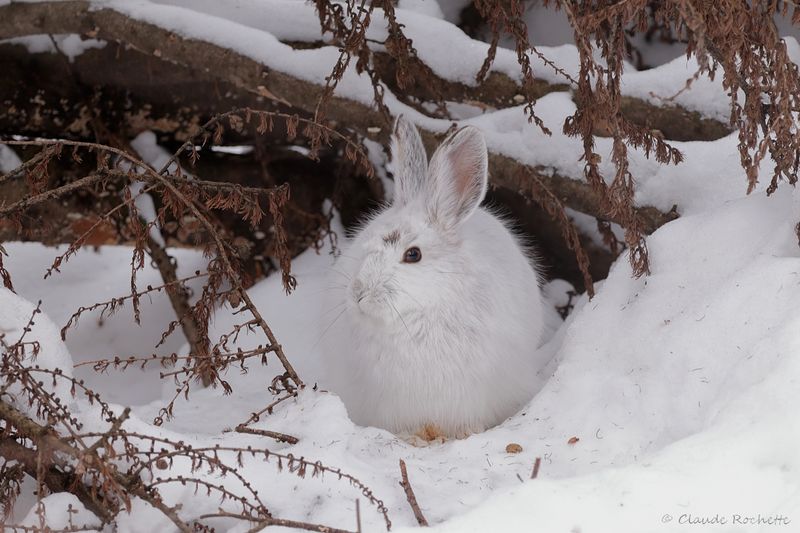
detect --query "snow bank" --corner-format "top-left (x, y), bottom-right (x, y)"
top-left (5, 157), bottom-right (799, 532)
top-left (19, 493), bottom-right (99, 531)
top-left (3, 2), bottom-right (800, 531)
top-left (394, 187), bottom-right (800, 532)
top-left (0, 287), bottom-right (74, 413)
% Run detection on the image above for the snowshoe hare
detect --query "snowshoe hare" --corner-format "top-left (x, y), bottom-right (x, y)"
top-left (322, 117), bottom-right (545, 438)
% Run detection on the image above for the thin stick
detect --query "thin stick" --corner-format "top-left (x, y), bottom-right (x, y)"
top-left (233, 425), bottom-right (298, 444)
top-left (239, 392), bottom-right (298, 426)
top-left (398, 459), bottom-right (428, 527)
top-left (531, 456), bottom-right (541, 480)
top-left (204, 511), bottom-right (359, 533)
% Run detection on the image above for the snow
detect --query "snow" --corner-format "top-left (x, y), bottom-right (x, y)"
top-left (1, 34), bottom-right (106, 62)
top-left (0, 143), bottom-right (22, 172)
top-left (4, 1), bottom-right (800, 532)
top-left (6, 184), bottom-right (800, 531)
top-left (398, 0), bottom-right (445, 19)
top-left (128, 130), bottom-right (178, 246)
top-left (3, 243), bottom-right (208, 406)
top-left (0, 286), bottom-right (74, 414)
top-left (19, 493), bottom-right (99, 531)
top-left (463, 92), bottom-right (761, 216)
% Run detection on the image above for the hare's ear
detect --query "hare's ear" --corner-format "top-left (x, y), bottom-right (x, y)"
top-left (426, 125), bottom-right (488, 226)
top-left (391, 116), bottom-right (428, 207)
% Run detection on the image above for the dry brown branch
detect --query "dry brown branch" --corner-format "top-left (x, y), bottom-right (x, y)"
top-left (1, 356), bottom-right (391, 532)
top-left (398, 459), bottom-right (428, 527)
top-left (143, 232), bottom-right (214, 384)
top-left (0, 0), bottom-right (680, 236)
top-left (0, 135), bottom-right (305, 391)
top-left (524, 168), bottom-right (596, 297)
top-left (239, 392), bottom-right (300, 427)
top-left (0, 400), bottom-right (192, 532)
top-left (0, 436), bottom-right (113, 524)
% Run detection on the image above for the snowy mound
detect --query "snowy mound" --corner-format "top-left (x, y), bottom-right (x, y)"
top-left (0, 287), bottom-right (74, 413)
top-left (3, 0), bottom-right (800, 530)
top-left (6, 186), bottom-right (799, 531)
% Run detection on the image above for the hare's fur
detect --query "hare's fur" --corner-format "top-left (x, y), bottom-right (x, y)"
top-left (322, 118), bottom-right (545, 437)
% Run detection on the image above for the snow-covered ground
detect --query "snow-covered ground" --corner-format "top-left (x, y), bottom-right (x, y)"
top-left (6, 183), bottom-right (800, 532)
top-left (3, 1), bottom-right (800, 531)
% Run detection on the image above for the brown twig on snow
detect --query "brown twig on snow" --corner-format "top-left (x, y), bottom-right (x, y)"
top-left (531, 456), bottom-right (542, 480)
top-left (398, 459), bottom-right (428, 527)
top-left (232, 425), bottom-right (299, 445)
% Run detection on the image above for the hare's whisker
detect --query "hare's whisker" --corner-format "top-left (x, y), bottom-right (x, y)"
top-left (396, 286), bottom-right (423, 308)
top-left (321, 302), bottom-right (346, 317)
top-left (308, 285), bottom-right (346, 297)
top-left (329, 267), bottom-right (352, 281)
top-left (388, 300), bottom-right (414, 343)
top-left (311, 307), bottom-right (347, 351)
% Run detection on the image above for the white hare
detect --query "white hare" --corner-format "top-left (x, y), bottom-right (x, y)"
top-left (322, 117), bottom-right (545, 438)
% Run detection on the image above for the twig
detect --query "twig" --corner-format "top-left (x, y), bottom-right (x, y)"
top-left (531, 457), bottom-right (541, 480)
top-left (398, 459), bottom-right (428, 527)
top-left (0, 437), bottom-right (114, 524)
top-left (239, 392), bottom-right (298, 426)
top-left (233, 425), bottom-right (299, 445)
top-left (85, 407), bottom-right (130, 456)
top-left (202, 510), bottom-right (358, 533)
top-left (0, 136), bottom-right (305, 388)
top-left (0, 400), bottom-right (194, 533)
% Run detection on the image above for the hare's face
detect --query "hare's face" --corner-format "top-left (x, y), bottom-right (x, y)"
top-left (334, 117), bottom-right (488, 331)
top-left (339, 204), bottom-right (465, 329)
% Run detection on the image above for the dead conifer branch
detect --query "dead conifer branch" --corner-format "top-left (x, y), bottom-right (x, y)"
top-left (1, 354), bottom-right (391, 532)
top-left (524, 169), bottom-right (596, 297)
top-left (0, 134), bottom-right (305, 390)
top-left (0, 436), bottom-right (113, 524)
top-left (0, 0), bottom-right (681, 238)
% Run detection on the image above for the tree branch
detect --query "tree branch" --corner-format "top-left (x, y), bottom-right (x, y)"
top-left (0, 0), bottom-right (682, 233)
top-left (0, 400), bottom-right (194, 532)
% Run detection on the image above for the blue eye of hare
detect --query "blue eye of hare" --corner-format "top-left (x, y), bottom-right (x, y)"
top-left (403, 247), bottom-right (422, 263)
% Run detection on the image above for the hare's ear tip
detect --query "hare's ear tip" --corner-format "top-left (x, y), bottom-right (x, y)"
top-left (442, 124), bottom-right (485, 148)
top-left (392, 115), bottom-right (414, 135)
top-left (454, 124), bottom-right (485, 141)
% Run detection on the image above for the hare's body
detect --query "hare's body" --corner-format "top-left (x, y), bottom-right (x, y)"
top-left (322, 118), bottom-right (545, 437)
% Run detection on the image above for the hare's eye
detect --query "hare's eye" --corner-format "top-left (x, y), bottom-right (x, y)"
top-left (403, 247), bottom-right (422, 263)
